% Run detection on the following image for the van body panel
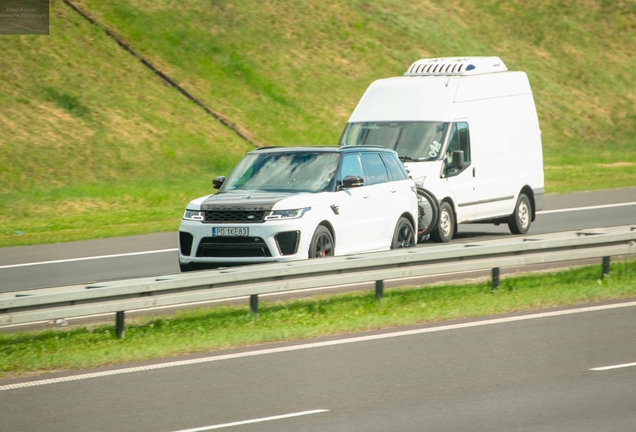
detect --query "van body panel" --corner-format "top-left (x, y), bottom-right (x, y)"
top-left (342, 58), bottom-right (545, 235)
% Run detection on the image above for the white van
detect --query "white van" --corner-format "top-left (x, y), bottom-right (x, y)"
top-left (340, 56), bottom-right (545, 242)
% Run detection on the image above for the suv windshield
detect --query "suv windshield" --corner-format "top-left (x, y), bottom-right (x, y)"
top-left (221, 152), bottom-right (339, 193)
top-left (341, 122), bottom-right (449, 161)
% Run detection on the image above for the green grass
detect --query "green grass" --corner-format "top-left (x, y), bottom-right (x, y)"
top-left (1, 0), bottom-right (635, 247)
top-left (2, 259), bottom-right (635, 380)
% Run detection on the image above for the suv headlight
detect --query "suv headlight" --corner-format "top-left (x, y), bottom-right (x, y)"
top-left (264, 207), bottom-right (311, 220)
top-left (183, 210), bottom-right (205, 221)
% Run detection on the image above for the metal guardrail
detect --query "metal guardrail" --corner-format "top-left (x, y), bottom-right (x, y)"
top-left (1, 225), bottom-right (635, 337)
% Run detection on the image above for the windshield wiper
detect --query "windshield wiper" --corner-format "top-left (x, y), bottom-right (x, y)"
top-left (400, 155), bottom-right (420, 162)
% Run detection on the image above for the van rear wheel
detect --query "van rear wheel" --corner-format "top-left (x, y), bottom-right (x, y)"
top-left (431, 201), bottom-right (455, 243)
top-left (508, 193), bottom-right (531, 234)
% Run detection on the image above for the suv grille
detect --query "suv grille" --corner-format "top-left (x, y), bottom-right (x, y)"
top-left (196, 237), bottom-right (272, 258)
top-left (204, 210), bottom-right (267, 224)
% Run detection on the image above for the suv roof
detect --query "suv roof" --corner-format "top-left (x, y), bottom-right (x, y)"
top-left (250, 145), bottom-right (392, 154)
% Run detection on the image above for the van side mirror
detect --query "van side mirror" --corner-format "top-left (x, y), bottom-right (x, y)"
top-left (212, 176), bottom-right (226, 189)
top-left (342, 175), bottom-right (364, 188)
top-left (450, 151), bottom-right (464, 170)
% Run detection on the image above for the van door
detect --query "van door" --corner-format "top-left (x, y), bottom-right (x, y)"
top-left (443, 122), bottom-right (477, 223)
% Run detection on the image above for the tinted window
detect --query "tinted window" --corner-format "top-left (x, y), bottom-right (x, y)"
top-left (381, 153), bottom-right (409, 181)
top-left (361, 152), bottom-right (389, 185)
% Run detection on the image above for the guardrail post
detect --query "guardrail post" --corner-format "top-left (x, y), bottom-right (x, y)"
top-left (602, 256), bottom-right (611, 279)
top-left (250, 294), bottom-right (259, 314)
top-left (115, 311), bottom-right (125, 339)
top-left (375, 280), bottom-right (384, 300)
top-left (492, 268), bottom-right (500, 290)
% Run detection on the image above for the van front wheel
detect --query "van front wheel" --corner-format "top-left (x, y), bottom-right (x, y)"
top-left (431, 201), bottom-right (455, 243)
top-left (508, 193), bottom-right (531, 235)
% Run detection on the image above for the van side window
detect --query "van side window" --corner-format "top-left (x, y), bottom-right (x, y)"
top-left (446, 122), bottom-right (471, 174)
top-left (381, 153), bottom-right (409, 181)
top-left (361, 152), bottom-right (390, 185)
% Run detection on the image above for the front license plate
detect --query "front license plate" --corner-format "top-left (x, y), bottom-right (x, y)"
top-left (212, 227), bottom-right (249, 237)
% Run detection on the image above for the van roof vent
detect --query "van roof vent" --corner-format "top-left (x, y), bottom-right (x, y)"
top-left (405, 57), bottom-right (507, 76)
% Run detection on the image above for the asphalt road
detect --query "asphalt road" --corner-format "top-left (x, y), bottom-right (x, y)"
top-left (1, 188), bottom-right (635, 292)
top-left (2, 300), bottom-right (636, 431)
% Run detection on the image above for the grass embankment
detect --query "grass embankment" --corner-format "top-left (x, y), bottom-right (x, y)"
top-left (1, 259), bottom-right (635, 380)
top-left (1, 0), bottom-right (635, 247)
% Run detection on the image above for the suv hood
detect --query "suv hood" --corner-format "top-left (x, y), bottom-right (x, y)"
top-left (199, 191), bottom-right (294, 211)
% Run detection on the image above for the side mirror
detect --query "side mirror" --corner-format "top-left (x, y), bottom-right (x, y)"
top-left (450, 151), bottom-right (464, 171)
top-left (342, 175), bottom-right (364, 188)
top-left (212, 176), bottom-right (226, 189)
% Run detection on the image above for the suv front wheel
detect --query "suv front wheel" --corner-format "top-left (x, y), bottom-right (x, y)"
top-left (309, 225), bottom-right (334, 258)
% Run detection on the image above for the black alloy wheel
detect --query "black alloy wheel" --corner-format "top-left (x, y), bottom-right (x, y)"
top-left (391, 217), bottom-right (416, 249)
top-left (309, 225), bottom-right (334, 258)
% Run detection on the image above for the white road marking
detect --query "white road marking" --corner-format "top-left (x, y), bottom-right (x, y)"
top-left (2, 300), bottom-right (636, 392)
top-left (537, 201), bottom-right (636, 215)
top-left (590, 362), bottom-right (636, 371)
top-left (1, 201), bottom-right (633, 269)
top-left (171, 410), bottom-right (329, 432)
top-left (0, 248), bottom-right (178, 269)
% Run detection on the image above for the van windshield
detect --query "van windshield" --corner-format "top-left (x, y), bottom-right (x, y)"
top-left (340, 122), bottom-right (449, 161)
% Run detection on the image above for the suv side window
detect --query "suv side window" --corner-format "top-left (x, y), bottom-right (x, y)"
top-left (361, 152), bottom-right (389, 185)
top-left (340, 153), bottom-right (363, 180)
top-left (381, 153), bottom-right (409, 181)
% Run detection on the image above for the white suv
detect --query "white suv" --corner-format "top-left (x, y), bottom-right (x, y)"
top-left (178, 146), bottom-right (418, 271)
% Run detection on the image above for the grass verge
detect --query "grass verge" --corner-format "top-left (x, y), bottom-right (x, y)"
top-left (1, 259), bottom-right (635, 380)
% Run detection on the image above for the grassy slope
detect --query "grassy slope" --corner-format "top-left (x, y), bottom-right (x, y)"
top-left (1, 0), bottom-right (635, 247)
top-left (0, 1), bottom-right (252, 246)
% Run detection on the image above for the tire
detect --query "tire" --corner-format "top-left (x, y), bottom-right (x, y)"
top-left (391, 217), bottom-right (416, 249)
top-left (508, 193), bottom-right (531, 235)
top-left (431, 201), bottom-right (455, 243)
top-left (416, 187), bottom-right (440, 243)
top-left (309, 225), bottom-right (334, 258)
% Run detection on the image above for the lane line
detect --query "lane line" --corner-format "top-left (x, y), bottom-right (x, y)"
top-left (2, 202), bottom-right (634, 270)
top-left (0, 248), bottom-right (178, 269)
top-left (537, 201), bottom-right (636, 215)
top-left (2, 300), bottom-right (636, 392)
top-left (590, 362), bottom-right (636, 371)
top-left (171, 409), bottom-right (329, 432)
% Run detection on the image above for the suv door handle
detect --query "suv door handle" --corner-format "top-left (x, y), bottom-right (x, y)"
top-left (390, 187), bottom-right (398, 193)
top-left (362, 193), bottom-right (370, 199)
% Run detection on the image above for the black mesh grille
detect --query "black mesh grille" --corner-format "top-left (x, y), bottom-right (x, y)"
top-left (204, 210), bottom-right (266, 224)
top-left (196, 237), bottom-right (272, 258)
top-left (275, 231), bottom-right (300, 255)
top-left (179, 231), bottom-right (194, 256)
